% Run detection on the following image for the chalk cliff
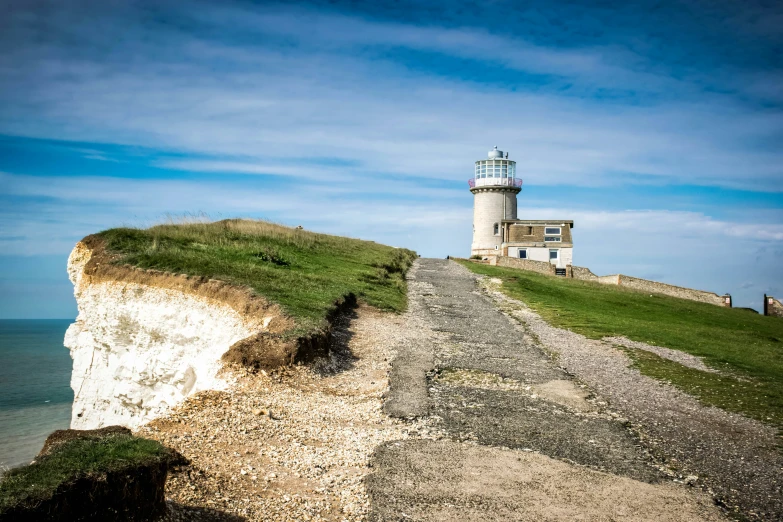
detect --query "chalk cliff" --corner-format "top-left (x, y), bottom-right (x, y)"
top-left (64, 239), bottom-right (286, 430)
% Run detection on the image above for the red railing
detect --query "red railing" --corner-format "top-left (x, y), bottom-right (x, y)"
top-left (468, 178), bottom-right (523, 188)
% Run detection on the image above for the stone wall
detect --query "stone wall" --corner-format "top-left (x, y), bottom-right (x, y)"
top-left (472, 248), bottom-right (500, 260)
top-left (610, 274), bottom-right (729, 307)
top-left (491, 256), bottom-right (731, 308)
top-left (496, 255), bottom-right (557, 276)
top-left (571, 265), bottom-right (598, 280)
top-left (764, 295), bottom-right (783, 318)
top-left (597, 274), bottom-right (621, 285)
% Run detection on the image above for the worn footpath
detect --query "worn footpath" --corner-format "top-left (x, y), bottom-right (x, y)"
top-left (143, 259), bottom-right (782, 521)
top-left (367, 258), bottom-right (727, 521)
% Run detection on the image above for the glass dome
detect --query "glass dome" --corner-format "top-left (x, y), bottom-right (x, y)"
top-left (475, 158), bottom-right (515, 180)
top-left (468, 148), bottom-right (522, 189)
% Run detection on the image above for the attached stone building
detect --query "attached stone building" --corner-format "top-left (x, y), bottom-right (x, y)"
top-left (469, 147), bottom-right (574, 268)
top-left (502, 220), bottom-right (574, 267)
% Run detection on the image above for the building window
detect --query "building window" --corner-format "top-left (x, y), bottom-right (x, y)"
top-left (545, 227), bottom-right (561, 235)
top-left (518, 249), bottom-right (527, 259)
top-left (545, 236), bottom-right (561, 242)
top-left (549, 249), bottom-right (559, 260)
top-left (493, 223), bottom-right (499, 235)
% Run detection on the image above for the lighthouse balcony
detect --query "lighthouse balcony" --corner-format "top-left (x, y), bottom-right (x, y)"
top-left (468, 177), bottom-right (523, 189)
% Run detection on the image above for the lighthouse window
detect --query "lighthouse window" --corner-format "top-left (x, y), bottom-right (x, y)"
top-left (493, 223), bottom-right (499, 235)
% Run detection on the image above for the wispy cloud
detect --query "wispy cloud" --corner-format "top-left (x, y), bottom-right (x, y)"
top-left (1, 2), bottom-right (781, 191)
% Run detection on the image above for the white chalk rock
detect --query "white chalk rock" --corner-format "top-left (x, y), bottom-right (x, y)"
top-left (64, 243), bottom-right (256, 430)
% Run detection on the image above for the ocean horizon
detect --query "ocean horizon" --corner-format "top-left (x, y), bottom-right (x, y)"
top-left (0, 319), bottom-right (74, 472)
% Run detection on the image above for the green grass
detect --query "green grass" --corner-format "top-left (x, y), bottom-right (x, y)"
top-left (0, 434), bottom-right (168, 512)
top-left (96, 219), bottom-right (417, 335)
top-left (621, 348), bottom-right (779, 426)
top-left (458, 260), bottom-right (783, 427)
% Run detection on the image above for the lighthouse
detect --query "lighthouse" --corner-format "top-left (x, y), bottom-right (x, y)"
top-left (469, 146), bottom-right (522, 258)
top-left (468, 146), bottom-right (574, 267)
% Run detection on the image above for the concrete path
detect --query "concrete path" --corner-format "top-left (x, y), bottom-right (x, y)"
top-left (368, 259), bottom-right (725, 521)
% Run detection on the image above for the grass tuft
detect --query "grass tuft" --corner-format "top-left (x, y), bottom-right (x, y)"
top-left (458, 260), bottom-right (783, 428)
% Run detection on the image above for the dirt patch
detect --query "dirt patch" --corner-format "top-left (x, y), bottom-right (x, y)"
top-left (222, 295), bottom-right (357, 370)
top-left (531, 379), bottom-right (595, 413)
top-left (436, 371), bottom-right (594, 413)
top-left (367, 440), bottom-right (724, 522)
top-left (437, 368), bottom-right (525, 391)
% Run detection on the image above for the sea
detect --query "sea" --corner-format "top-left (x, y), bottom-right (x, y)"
top-left (0, 319), bottom-right (74, 473)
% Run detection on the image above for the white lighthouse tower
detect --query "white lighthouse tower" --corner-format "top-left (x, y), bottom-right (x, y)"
top-left (469, 146), bottom-right (522, 258)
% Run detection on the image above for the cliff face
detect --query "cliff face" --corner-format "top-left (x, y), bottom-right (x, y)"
top-left (64, 240), bottom-right (282, 430)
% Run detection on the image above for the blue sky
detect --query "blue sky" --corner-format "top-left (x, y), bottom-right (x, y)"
top-left (1, 0), bottom-right (781, 318)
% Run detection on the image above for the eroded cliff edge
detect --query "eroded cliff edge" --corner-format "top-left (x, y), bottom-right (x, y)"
top-left (64, 237), bottom-right (287, 430)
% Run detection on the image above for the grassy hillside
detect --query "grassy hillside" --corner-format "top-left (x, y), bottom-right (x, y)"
top-left (459, 260), bottom-right (783, 427)
top-left (96, 219), bottom-right (417, 335)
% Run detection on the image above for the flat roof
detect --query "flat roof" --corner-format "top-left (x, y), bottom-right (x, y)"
top-left (502, 219), bottom-right (574, 228)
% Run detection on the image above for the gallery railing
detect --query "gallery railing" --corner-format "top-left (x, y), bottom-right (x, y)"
top-left (468, 178), bottom-right (523, 188)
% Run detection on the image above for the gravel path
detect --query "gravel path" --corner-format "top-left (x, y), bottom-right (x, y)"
top-left (367, 259), bottom-right (727, 521)
top-left (480, 271), bottom-right (783, 521)
top-left (384, 263), bottom-right (437, 419)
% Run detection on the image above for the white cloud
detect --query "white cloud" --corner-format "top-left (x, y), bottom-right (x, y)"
top-left (0, 4), bottom-right (781, 191)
